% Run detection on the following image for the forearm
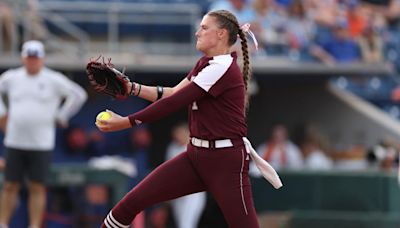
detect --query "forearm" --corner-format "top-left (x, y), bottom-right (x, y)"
top-left (129, 82), bottom-right (174, 102)
top-left (310, 46), bottom-right (335, 65)
top-left (129, 78), bottom-right (189, 102)
top-left (128, 82), bottom-right (205, 126)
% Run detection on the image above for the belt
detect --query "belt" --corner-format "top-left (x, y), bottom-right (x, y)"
top-left (191, 137), bottom-right (234, 149)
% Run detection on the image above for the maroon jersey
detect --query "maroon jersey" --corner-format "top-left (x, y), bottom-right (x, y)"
top-left (187, 52), bottom-right (247, 140)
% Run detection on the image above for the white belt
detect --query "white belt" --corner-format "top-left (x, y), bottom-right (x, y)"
top-left (191, 137), bottom-right (233, 149)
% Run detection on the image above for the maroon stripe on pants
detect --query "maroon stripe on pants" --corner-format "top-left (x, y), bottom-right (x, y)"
top-left (109, 143), bottom-right (260, 228)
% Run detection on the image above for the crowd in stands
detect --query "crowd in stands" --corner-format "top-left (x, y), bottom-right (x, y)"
top-left (208, 0), bottom-right (391, 64)
top-left (251, 123), bottom-right (399, 173)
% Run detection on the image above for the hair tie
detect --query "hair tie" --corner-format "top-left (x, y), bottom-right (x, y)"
top-left (240, 23), bottom-right (258, 50)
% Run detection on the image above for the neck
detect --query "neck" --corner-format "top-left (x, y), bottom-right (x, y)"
top-left (27, 70), bottom-right (40, 76)
top-left (204, 46), bottom-right (231, 57)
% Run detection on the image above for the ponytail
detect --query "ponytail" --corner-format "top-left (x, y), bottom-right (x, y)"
top-left (208, 10), bottom-right (253, 110)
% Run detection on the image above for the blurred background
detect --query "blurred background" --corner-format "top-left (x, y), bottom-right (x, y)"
top-left (0, 0), bottom-right (400, 227)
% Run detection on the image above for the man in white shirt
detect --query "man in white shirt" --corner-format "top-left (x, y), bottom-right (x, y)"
top-left (0, 40), bottom-right (87, 228)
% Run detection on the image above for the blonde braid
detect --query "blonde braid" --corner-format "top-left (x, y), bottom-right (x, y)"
top-left (208, 10), bottom-right (251, 91)
top-left (238, 29), bottom-right (251, 110)
top-left (238, 29), bottom-right (251, 91)
top-left (208, 10), bottom-right (252, 109)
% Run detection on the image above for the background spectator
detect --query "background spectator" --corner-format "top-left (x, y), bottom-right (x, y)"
top-left (357, 23), bottom-right (384, 63)
top-left (367, 137), bottom-right (399, 171)
top-left (285, 0), bottom-right (317, 61)
top-left (251, 0), bottom-right (288, 56)
top-left (209, 0), bottom-right (256, 23)
top-left (0, 40), bottom-right (87, 228)
top-left (346, 0), bottom-right (368, 38)
top-left (311, 18), bottom-right (361, 65)
top-left (299, 125), bottom-right (334, 171)
top-left (253, 124), bottom-right (303, 171)
top-left (0, 1), bottom-right (16, 52)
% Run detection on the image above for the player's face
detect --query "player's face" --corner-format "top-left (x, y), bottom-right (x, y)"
top-left (22, 56), bottom-right (44, 75)
top-left (195, 15), bottom-right (223, 54)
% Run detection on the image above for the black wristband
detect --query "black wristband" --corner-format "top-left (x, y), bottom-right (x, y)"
top-left (136, 84), bottom-right (142, 96)
top-left (156, 86), bottom-right (163, 100)
top-left (129, 83), bottom-right (135, 96)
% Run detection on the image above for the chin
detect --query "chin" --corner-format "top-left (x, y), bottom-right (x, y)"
top-left (196, 44), bottom-right (204, 53)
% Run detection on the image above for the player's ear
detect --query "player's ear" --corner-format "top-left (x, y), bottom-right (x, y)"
top-left (217, 28), bottom-right (227, 40)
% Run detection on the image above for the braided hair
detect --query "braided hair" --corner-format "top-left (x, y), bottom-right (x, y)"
top-left (207, 10), bottom-right (251, 108)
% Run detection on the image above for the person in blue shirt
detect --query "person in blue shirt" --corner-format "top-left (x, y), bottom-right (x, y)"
top-left (311, 18), bottom-right (361, 65)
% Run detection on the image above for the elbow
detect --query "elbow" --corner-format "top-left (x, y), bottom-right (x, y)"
top-left (78, 89), bottom-right (88, 104)
top-left (82, 91), bottom-right (88, 103)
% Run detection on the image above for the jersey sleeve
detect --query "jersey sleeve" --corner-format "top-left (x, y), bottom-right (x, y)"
top-left (192, 55), bottom-right (233, 97)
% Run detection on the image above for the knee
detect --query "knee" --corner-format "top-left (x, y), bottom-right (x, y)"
top-left (28, 182), bottom-right (46, 195)
top-left (2, 182), bottom-right (20, 193)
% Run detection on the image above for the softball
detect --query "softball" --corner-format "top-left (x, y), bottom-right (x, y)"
top-left (96, 111), bottom-right (111, 124)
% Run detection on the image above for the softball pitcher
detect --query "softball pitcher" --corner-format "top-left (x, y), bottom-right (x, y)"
top-left (97, 10), bottom-right (262, 228)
